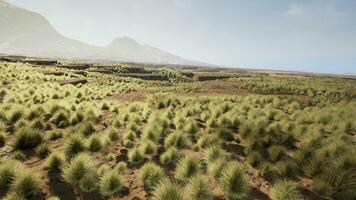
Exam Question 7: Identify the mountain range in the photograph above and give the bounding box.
[0,0,201,65]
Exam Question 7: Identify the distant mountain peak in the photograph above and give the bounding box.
[108,36,140,47]
[0,0,16,8]
[0,1,203,65]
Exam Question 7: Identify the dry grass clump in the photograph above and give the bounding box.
[10,170,44,197]
[99,170,124,196]
[128,147,144,164]
[160,147,179,165]
[164,131,189,149]
[63,134,86,159]
[151,178,183,200]
[218,161,250,200]
[45,152,65,173]
[12,126,43,149]
[62,153,96,188]
[139,162,165,191]
[86,134,103,152]
[270,180,304,200]
[184,174,213,200]
[176,155,201,181]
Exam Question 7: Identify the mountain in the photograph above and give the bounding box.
[0,0,200,65]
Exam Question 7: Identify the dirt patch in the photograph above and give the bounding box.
[107,89,153,103]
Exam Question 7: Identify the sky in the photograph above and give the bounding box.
[6,0,356,75]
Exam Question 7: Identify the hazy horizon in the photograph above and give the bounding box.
[4,0,356,75]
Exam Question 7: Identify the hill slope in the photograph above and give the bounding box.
[0,0,198,65]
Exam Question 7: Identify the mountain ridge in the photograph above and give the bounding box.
[0,0,202,65]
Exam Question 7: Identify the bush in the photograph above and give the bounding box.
[185,174,213,200]
[128,148,144,164]
[86,134,103,152]
[45,152,65,173]
[106,153,116,162]
[114,162,127,174]
[152,179,183,200]
[219,161,250,200]
[7,110,23,125]
[164,132,188,149]
[205,145,226,162]
[267,145,285,162]
[207,158,228,179]
[11,150,26,161]
[48,131,62,140]
[63,134,86,159]
[62,154,96,186]
[99,170,124,196]
[35,143,50,158]
[141,140,156,155]
[160,147,179,165]
[270,180,304,200]
[139,162,165,192]
[79,172,98,192]
[108,128,120,141]
[2,192,26,200]
[13,127,43,149]
[197,134,220,149]
[51,111,69,128]
[311,177,333,199]
[0,160,24,189]
[10,170,44,197]
[79,122,96,136]
[176,156,201,181]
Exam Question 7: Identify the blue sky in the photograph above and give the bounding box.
[6,0,356,75]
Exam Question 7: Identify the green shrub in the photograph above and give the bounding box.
[2,192,26,200]
[45,152,65,173]
[270,180,304,200]
[205,145,226,162]
[47,196,60,200]
[141,140,156,155]
[35,143,50,158]
[10,170,44,197]
[152,179,183,200]
[79,172,98,192]
[246,151,262,167]
[97,164,111,177]
[197,134,220,149]
[51,111,69,128]
[185,174,213,200]
[139,162,165,191]
[176,156,201,181]
[79,122,96,136]
[160,147,179,165]
[164,132,188,149]
[128,148,144,164]
[106,153,116,162]
[0,160,24,189]
[108,128,120,141]
[86,134,103,152]
[7,110,23,125]
[30,118,46,130]
[207,158,228,179]
[13,127,43,149]
[114,162,127,174]
[219,161,250,200]
[99,170,124,196]
[267,145,285,162]
[11,150,26,161]
[62,154,96,186]
[311,177,333,199]
[63,134,86,159]
[48,131,62,140]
